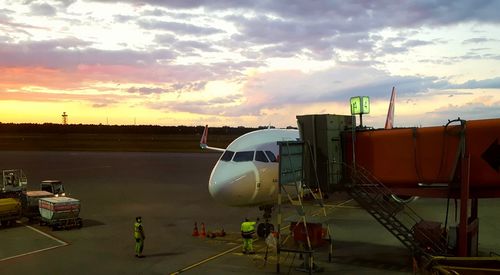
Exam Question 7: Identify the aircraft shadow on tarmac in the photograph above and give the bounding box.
[330,240,412,272]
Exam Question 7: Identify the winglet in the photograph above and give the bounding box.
[385,87,396,129]
[200,125,225,152]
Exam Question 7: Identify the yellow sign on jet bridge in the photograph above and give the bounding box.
[350,96,370,115]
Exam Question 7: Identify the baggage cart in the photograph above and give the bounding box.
[22,191,54,222]
[39,197,82,230]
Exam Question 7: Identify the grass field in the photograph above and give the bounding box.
[0,133,238,152]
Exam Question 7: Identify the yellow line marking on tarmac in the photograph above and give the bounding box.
[169,243,247,275]
[0,222,69,263]
[170,198,355,274]
[328,198,355,208]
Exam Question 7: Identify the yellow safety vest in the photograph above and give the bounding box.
[134,222,144,239]
[241,222,256,234]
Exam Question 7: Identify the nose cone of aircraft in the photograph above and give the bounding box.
[208,161,257,206]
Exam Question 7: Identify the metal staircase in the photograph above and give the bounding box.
[343,163,449,256]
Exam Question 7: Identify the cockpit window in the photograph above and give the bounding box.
[233,151,254,162]
[220,150,234,161]
[265,151,277,162]
[255,151,269,162]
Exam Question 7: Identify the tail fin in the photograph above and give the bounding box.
[385,87,396,129]
[200,125,208,148]
[200,125,225,152]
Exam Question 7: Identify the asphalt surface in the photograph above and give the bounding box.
[0,151,498,274]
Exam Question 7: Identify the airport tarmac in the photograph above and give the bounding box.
[0,151,499,274]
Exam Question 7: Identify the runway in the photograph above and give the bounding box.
[0,151,499,274]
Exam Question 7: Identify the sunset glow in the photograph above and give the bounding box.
[1,1,499,127]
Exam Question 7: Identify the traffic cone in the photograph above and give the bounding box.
[192,222,199,237]
[200,222,206,238]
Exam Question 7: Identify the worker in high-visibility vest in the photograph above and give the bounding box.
[241,218,259,254]
[134,216,145,258]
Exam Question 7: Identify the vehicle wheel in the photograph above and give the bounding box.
[390,195,417,204]
[257,222,274,238]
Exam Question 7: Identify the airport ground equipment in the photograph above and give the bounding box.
[276,140,332,274]
[296,114,352,193]
[343,163,448,257]
[0,169,26,227]
[344,118,500,257]
[1,169,27,193]
[0,198,22,227]
[296,115,500,258]
[39,197,82,230]
[41,180,65,197]
[22,191,54,221]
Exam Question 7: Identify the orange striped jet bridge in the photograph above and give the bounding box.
[344,118,500,198]
[297,115,499,257]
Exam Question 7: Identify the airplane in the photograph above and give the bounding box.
[382,87,418,203]
[385,87,396,129]
[202,126,299,207]
[200,88,399,235]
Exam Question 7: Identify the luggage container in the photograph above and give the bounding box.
[0,198,21,227]
[22,191,54,221]
[39,197,82,230]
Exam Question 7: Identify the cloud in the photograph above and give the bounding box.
[126,82,206,96]
[450,77,500,89]
[127,87,168,95]
[101,0,500,27]
[171,81,207,91]
[424,100,500,125]
[147,94,244,115]
[154,34,218,53]
[30,2,57,16]
[0,90,128,107]
[0,9,48,31]
[2,0,500,127]
[0,38,175,69]
[91,98,119,108]
[462,37,499,44]
[240,66,447,109]
[137,19,222,35]
[113,14,136,23]
[139,66,459,118]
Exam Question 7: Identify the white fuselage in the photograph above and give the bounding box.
[208,129,300,206]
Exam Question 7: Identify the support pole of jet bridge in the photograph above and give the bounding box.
[459,155,470,257]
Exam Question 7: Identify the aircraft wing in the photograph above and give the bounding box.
[385,87,396,129]
[200,125,226,152]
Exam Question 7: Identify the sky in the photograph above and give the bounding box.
[0,0,499,128]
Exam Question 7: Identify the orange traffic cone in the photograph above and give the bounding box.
[192,222,199,237]
[200,222,206,238]
[412,257,418,274]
